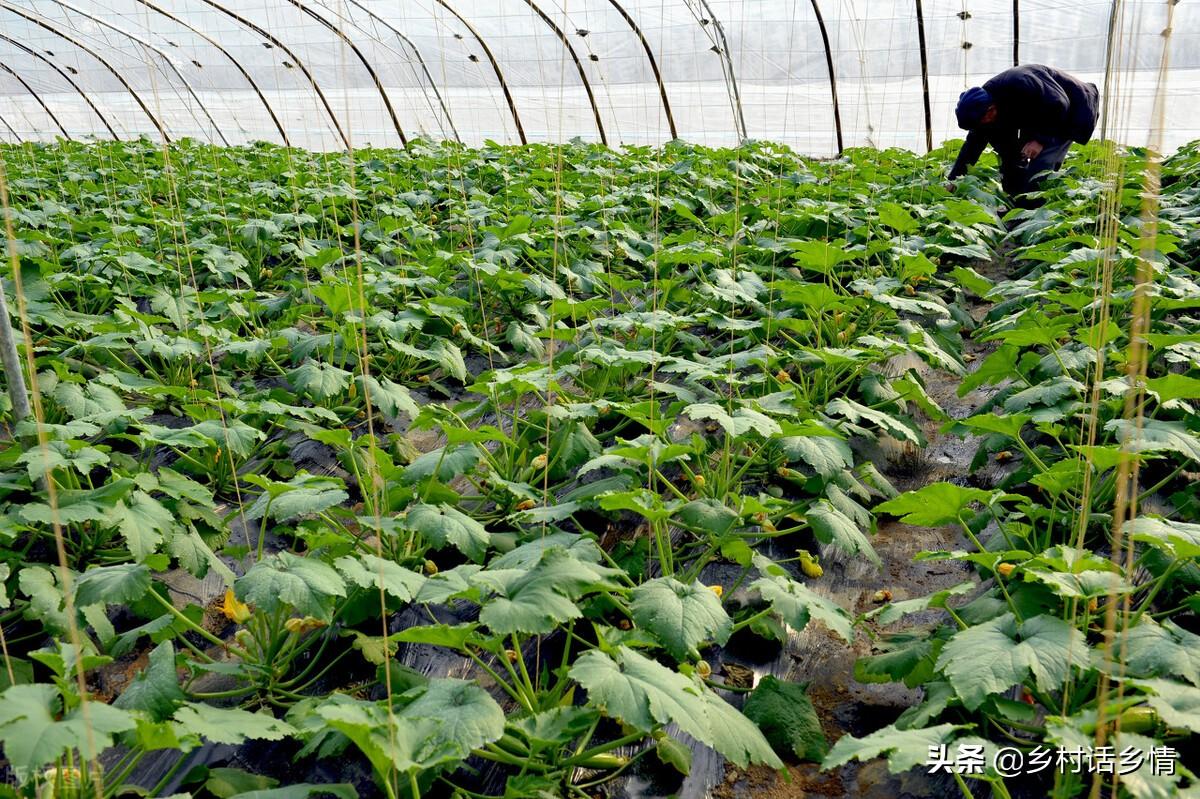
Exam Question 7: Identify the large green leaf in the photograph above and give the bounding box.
[1106,418,1200,462]
[683,403,781,438]
[357,375,419,419]
[314,680,503,778]
[237,552,347,621]
[406,503,489,563]
[822,723,967,773]
[1127,516,1200,559]
[75,563,151,607]
[1133,679,1200,733]
[788,240,858,274]
[19,478,135,525]
[173,703,297,744]
[631,577,732,661]
[245,474,349,523]
[874,483,995,528]
[936,613,1087,710]
[1121,620,1200,685]
[400,444,481,485]
[743,676,827,761]
[475,548,620,635]
[752,570,854,642]
[569,647,782,768]
[825,398,922,444]
[289,360,351,400]
[776,434,852,479]
[114,641,185,721]
[0,684,136,780]
[675,499,739,537]
[404,679,506,754]
[335,554,425,602]
[806,500,878,566]
[118,490,176,561]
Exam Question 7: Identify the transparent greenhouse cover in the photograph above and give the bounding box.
[0,0,1196,155]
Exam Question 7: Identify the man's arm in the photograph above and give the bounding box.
[948,129,988,180]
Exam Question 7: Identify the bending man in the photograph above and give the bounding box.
[946,64,1099,205]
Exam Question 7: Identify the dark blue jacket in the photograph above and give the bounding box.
[949,65,1100,179]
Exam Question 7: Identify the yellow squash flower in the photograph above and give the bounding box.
[222,589,251,624]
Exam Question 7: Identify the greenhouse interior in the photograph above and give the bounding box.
[0,1,1198,798]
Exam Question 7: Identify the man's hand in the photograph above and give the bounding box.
[1021,140,1044,160]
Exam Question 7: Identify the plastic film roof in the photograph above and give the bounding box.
[0,0,1196,155]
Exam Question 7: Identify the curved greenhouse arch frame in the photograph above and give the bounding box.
[37,0,229,145]
[433,0,527,145]
[0,1,171,141]
[0,31,121,139]
[280,0,408,147]
[0,60,71,140]
[193,0,350,149]
[131,0,290,146]
[336,0,462,143]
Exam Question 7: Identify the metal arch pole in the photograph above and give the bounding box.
[914,0,933,153]
[37,0,229,145]
[338,0,461,143]
[434,0,527,144]
[0,110,21,142]
[0,3,170,141]
[694,0,748,141]
[0,62,72,140]
[132,0,290,146]
[1012,0,1020,66]
[194,0,350,150]
[606,0,676,139]
[0,31,120,139]
[280,0,408,147]
[808,0,844,155]
[519,0,607,145]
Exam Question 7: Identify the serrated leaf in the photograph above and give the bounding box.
[874,483,996,527]
[114,641,184,721]
[826,398,921,444]
[676,499,738,537]
[406,503,489,563]
[314,680,503,777]
[776,435,852,479]
[743,675,827,761]
[75,563,151,607]
[476,548,619,635]
[806,500,879,566]
[173,703,297,744]
[631,577,732,661]
[868,582,975,625]
[752,570,854,642]
[289,361,350,400]
[1120,619,1200,685]
[822,722,967,773]
[1106,419,1200,463]
[0,684,136,779]
[936,613,1087,710]
[401,444,481,485]
[335,554,425,602]
[358,375,418,419]
[237,552,346,621]
[118,490,176,561]
[683,403,781,438]
[1133,679,1200,733]
[569,647,782,768]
